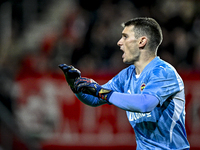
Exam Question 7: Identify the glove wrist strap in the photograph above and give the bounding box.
[97,89,114,102]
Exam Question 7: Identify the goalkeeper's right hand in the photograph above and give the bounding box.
[58,64,81,90]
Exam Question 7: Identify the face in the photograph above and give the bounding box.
[117,26,140,64]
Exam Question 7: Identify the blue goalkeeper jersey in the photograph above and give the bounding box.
[103,56,190,149]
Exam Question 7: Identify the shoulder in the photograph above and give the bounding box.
[151,58,179,79]
[110,65,134,86]
[104,65,134,92]
[150,58,184,89]
[116,65,135,79]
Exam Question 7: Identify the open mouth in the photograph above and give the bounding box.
[120,47,125,59]
[122,52,125,59]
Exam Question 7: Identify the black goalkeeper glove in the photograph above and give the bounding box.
[58,64,81,93]
[74,77,114,102]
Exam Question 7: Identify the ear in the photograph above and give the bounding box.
[139,37,147,48]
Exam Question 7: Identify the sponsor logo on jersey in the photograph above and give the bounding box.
[128,112,151,121]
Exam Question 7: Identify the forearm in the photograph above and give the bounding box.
[75,92,107,107]
[108,92,159,112]
[74,77,159,111]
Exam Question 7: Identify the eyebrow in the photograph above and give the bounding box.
[122,33,128,37]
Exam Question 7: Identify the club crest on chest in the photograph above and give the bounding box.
[140,83,146,91]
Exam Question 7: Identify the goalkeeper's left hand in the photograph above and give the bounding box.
[58,64,81,93]
[58,64,81,87]
[74,77,114,102]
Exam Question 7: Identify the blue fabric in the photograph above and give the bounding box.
[75,92,106,107]
[75,57,190,149]
[102,57,190,149]
[109,93,159,112]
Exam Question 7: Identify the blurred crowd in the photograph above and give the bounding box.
[38,0,200,74]
[1,0,200,77]
[34,0,200,75]
[0,0,200,122]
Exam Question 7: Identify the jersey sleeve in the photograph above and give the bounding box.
[75,66,133,107]
[109,93,159,112]
[75,92,106,107]
[142,66,184,106]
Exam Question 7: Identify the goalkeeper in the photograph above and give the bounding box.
[59,17,190,149]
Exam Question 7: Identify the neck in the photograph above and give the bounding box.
[134,52,156,75]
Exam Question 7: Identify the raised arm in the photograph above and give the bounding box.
[74,77,159,113]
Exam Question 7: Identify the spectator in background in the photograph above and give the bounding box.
[0,67,14,114]
[8,0,200,77]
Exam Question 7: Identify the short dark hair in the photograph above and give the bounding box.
[123,17,163,51]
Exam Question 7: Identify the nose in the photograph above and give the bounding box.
[117,38,123,47]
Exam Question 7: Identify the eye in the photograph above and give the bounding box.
[122,34,128,40]
[123,35,127,39]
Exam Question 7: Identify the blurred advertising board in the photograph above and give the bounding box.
[13,72,200,150]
